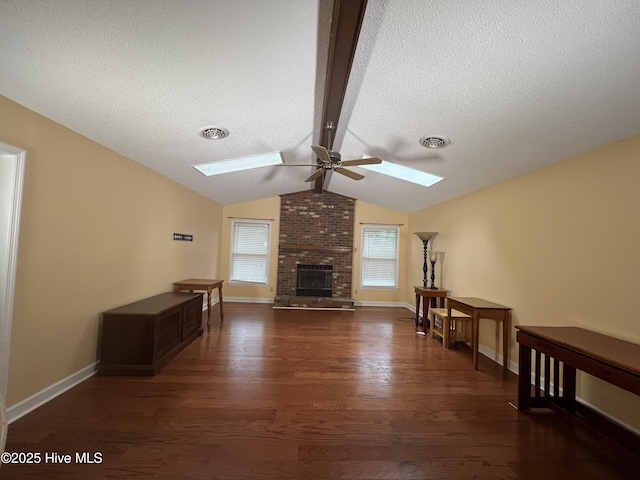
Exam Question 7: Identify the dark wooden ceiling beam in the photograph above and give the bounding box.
[314,0,368,193]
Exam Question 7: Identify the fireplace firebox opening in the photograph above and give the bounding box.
[297,264,332,297]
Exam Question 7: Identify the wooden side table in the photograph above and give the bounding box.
[414,286,448,331]
[447,297,511,370]
[173,279,224,332]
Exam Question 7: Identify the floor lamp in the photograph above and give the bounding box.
[414,232,438,287]
[413,232,438,331]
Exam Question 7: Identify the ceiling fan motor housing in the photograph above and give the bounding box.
[326,150,341,162]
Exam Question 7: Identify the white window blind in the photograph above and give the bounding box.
[230,220,270,284]
[361,225,399,288]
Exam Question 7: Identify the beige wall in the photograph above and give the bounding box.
[1,95,223,407]
[408,134,640,430]
[220,197,281,299]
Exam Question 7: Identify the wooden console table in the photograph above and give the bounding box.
[173,279,224,332]
[413,286,448,330]
[516,325,640,456]
[447,297,511,370]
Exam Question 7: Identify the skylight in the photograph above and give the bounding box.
[193,151,283,176]
[359,157,443,187]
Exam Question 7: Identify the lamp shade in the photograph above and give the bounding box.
[414,232,438,242]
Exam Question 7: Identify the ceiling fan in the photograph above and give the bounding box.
[287,145,382,183]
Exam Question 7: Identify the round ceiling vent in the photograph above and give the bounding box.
[419,136,450,149]
[199,126,229,140]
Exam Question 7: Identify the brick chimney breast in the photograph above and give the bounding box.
[276,190,355,305]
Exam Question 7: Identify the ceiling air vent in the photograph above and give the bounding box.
[419,136,449,149]
[199,126,229,140]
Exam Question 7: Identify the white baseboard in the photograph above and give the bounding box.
[6,362,97,424]
[223,298,414,307]
[202,297,221,310]
[273,306,355,311]
[477,343,519,374]
[405,302,426,318]
[354,300,410,308]
[223,297,274,304]
[576,396,640,436]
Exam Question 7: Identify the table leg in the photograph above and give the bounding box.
[472,312,480,369]
[502,312,511,371]
[429,310,435,339]
[446,304,452,347]
[426,297,436,331]
[415,293,421,328]
[206,288,212,332]
[218,285,224,323]
[443,315,451,349]
[563,365,577,413]
[518,343,532,411]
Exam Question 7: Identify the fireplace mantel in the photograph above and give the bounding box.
[279,243,352,253]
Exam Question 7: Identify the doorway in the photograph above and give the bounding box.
[0,141,26,452]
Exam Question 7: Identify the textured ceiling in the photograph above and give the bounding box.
[1,0,639,213]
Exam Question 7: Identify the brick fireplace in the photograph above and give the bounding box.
[274,190,355,309]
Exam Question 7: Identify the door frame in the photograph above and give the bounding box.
[0,141,26,452]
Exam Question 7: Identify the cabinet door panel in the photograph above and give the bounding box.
[182,299,202,340]
[101,316,154,365]
[157,310,181,358]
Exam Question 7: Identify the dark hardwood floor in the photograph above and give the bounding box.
[2,303,635,479]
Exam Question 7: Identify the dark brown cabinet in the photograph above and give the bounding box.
[98,292,203,376]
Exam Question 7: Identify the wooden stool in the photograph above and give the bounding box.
[429,308,472,348]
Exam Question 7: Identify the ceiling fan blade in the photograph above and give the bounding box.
[304,168,325,183]
[311,145,332,164]
[341,157,382,166]
[281,164,319,167]
[334,168,364,181]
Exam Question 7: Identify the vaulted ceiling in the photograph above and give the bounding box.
[1,1,639,213]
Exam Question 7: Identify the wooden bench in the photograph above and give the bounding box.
[516,325,640,457]
[429,307,472,348]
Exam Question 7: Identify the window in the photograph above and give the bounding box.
[229,219,271,284]
[360,225,399,288]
